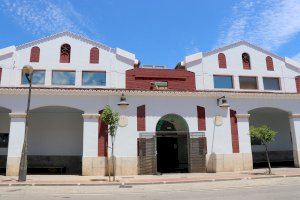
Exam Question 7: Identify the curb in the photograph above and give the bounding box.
[0,174,299,187]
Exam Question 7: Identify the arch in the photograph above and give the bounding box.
[218,53,227,68]
[266,56,274,71]
[0,106,11,113]
[242,52,251,69]
[90,47,99,64]
[30,46,40,62]
[156,113,189,133]
[27,105,83,174]
[248,107,294,168]
[60,43,71,63]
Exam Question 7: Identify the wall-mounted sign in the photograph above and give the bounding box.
[119,115,128,127]
[214,115,223,126]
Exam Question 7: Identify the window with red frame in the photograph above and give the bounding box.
[60,44,71,63]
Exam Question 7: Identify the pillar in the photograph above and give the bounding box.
[82,113,106,176]
[289,114,300,167]
[6,113,26,176]
[235,114,253,171]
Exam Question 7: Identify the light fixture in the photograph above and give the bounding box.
[22,65,34,76]
[217,96,230,108]
[118,93,129,110]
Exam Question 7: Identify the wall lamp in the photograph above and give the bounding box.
[217,96,230,108]
[118,93,129,110]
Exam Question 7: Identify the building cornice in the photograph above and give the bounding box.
[0,87,300,99]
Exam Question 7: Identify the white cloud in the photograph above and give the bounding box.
[0,0,95,36]
[217,0,300,51]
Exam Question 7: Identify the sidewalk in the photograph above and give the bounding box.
[1,168,300,186]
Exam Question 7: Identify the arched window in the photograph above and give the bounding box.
[90,47,99,64]
[30,46,40,62]
[60,43,71,63]
[242,53,251,69]
[218,53,227,68]
[266,56,274,71]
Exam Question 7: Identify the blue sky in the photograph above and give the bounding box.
[1,0,300,67]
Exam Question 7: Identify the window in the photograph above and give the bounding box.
[263,77,280,90]
[60,44,71,63]
[30,46,40,62]
[90,47,99,64]
[0,133,9,148]
[218,53,227,68]
[213,75,234,89]
[82,71,106,86]
[266,56,274,71]
[52,71,75,85]
[242,53,251,69]
[239,76,258,89]
[21,70,45,85]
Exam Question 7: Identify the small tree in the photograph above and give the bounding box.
[101,105,119,181]
[250,125,277,175]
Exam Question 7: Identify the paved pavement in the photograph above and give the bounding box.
[0,176,300,200]
[1,167,300,186]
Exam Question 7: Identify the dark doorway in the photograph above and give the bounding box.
[156,114,189,173]
[157,137,179,173]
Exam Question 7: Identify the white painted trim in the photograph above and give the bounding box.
[82,113,100,119]
[9,113,26,118]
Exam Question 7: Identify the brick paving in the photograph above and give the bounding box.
[0,168,299,186]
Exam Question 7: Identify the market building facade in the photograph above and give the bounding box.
[0,32,300,176]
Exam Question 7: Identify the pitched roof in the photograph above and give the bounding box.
[16,31,115,53]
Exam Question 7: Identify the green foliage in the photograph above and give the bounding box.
[250,125,277,145]
[101,105,119,137]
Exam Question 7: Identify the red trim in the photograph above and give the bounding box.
[98,110,108,157]
[266,56,274,71]
[30,46,40,62]
[230,109,240,153]
[90,47,99,64]
[242,53,251,70]
[197,106,206,131]
[218,53,227,68]
[296,76,300,93]
[137,105,146,131]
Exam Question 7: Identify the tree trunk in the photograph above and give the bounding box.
[264,144,272,175]
[111,135,115,181]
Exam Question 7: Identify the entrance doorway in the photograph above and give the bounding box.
[156,114,189,173]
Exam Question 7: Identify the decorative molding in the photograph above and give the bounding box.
[9,113,26,118]
[82,113,100,119]
[289,114,300,119]
[139,132,155,139]
[236,114,250,119]
[0,87,300,99]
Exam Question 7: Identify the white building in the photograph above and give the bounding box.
[0,32,300,176]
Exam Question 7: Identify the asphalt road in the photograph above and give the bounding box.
[1,177,300,200]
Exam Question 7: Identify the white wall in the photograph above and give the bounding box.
[27,108,83,156]
[249,108,293,152]
[0,33,135,88]
[187,43,300,93]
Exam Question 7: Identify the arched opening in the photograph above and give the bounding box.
[27,106,83,174]
[242,52,251,69]
[156,114,189,173]
[90,47,99,64]
[0,107,10,175]
[249,107,294,168]
[30,46,40,62]
[218,53,227,68]
[60,44,71,63]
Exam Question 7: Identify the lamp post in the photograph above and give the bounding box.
[18,65,33,182]
[117,93,129,110]
[217,96,230,108]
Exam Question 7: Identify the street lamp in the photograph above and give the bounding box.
[117,93,129,110]
[18,65,33,182]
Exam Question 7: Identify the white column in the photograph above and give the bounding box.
[236,114,253,171]
[6,113,26,176]
[289,114,300,167]
[82,113,106,176]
